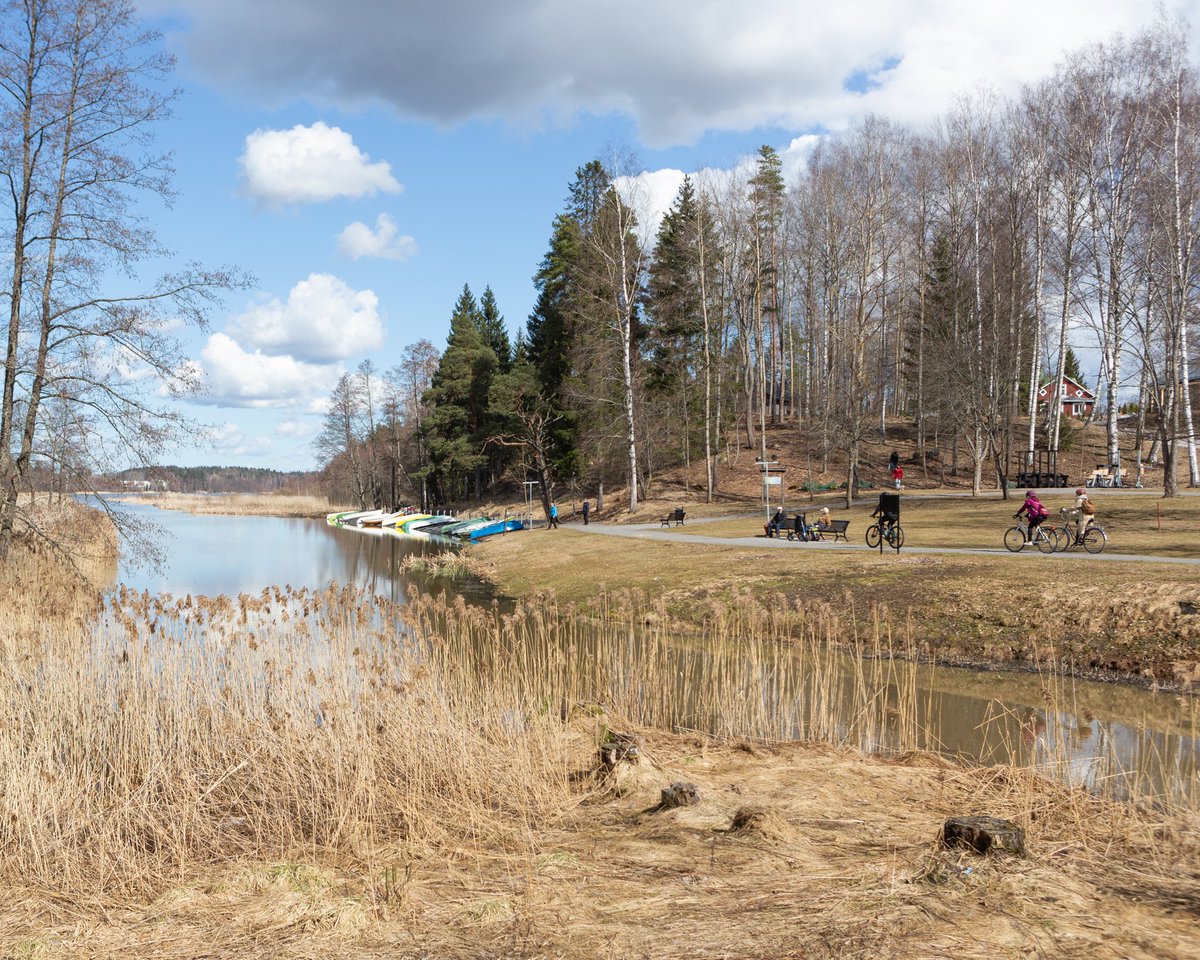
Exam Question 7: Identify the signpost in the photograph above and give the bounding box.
[756,458,785,519]
[522,479,541,529]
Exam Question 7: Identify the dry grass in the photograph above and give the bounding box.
[0,578,1197,958]
[471,524,1200,684]
[117,492,352,518]
[0,498,115,637]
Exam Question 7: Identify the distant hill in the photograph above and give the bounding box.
[112,466,321,495]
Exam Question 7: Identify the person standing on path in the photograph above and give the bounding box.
[549,503,559,529]
[582,500,590,525]
[888,450,899,474]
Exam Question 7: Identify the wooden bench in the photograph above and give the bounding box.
[659,508,686,527]
[819,519,850,542]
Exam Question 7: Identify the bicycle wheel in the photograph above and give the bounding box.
[890,525,905,549]
[1037,528,1058,554]
[1083,527,1106,554]
[865,524,881,548]
[1003,526,1026,552]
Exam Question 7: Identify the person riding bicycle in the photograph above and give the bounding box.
[871,500,898,537]
[1015,490,1048,544]
[1073,487,1096,538]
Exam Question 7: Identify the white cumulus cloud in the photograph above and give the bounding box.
[206,422,274,456]
[240,121,401,205]
[228,273,384,364]
[196,332,342,409]
[276,417,314,438]
[337,213,418,261]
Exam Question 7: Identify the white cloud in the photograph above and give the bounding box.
[228,273,384,363]
[195,332,342,409]
[153,0,1196,146]
[276,417,314,438]
[337,213,418,261]
[206,422,274,456]
[240,121,401,205]
[615,169,686,247]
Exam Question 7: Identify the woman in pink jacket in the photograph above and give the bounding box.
[1014,490,1048,543]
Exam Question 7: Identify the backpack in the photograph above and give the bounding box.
[1081,499,1096,515]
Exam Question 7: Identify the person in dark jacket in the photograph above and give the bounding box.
[582,500,590,525]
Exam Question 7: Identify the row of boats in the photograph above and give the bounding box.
[325,508,526,542]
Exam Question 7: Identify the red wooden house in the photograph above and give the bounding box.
[1037,375,1096,418]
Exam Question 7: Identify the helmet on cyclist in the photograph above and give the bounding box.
[1075,487,1085,495]
[1026,490,1036,498]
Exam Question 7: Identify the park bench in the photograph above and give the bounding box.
[659,508,686,527]
[819,519,850,542]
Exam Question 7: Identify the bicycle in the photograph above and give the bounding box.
[1003,516,1058,554]
[1055,508,1107,554]
[865,520,904,549]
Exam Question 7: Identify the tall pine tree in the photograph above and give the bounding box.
[418,286,497,503]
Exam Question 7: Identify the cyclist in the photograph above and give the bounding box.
[1014,490,1048,544]
[871,500,898,540]
[1074,487,1096,539]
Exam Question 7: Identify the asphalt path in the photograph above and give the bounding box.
[564,517,1200,567]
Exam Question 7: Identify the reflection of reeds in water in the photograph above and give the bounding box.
[976,653,1200,806]
[404,589,931,755]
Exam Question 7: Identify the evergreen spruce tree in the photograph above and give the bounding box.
[1063,347,1085,387]
[478,286,512,372]
[418,286,497,503]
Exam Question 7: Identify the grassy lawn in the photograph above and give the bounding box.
[666,491,1200,558]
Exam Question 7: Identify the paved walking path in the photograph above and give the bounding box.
[566,518,1200,567]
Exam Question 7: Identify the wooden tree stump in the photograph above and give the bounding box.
[599,731,644,771]
[940,816,1027,857]
[660,781,701,809]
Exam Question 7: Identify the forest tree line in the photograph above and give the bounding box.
[317,19,1200,513]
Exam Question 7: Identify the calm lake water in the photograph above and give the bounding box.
[103,498,1198,804]
[106,497,487,602]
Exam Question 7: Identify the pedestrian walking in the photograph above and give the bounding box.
[888,450,899,474]
[549,502,559,529]
[892,465,904,490]
[582,500,590,525]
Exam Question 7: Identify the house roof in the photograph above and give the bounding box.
[1037,374,1096,400]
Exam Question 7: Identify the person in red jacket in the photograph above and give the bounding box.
[1014,490,1048,543]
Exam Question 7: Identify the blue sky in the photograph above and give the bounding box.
[129,0,1199,469]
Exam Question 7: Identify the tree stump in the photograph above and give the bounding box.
[599,731,644,771]
[660,781,701,809]
[940,816,1027,857]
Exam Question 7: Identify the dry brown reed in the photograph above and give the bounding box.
[0,581,937,896]
[118,492,350,518]
[0,562,1196,943]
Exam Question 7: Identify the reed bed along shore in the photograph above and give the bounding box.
[114,491,350,518]
[0,571,1198,957]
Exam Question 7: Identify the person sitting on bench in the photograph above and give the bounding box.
[765,506,786,538]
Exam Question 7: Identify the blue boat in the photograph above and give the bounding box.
[467,518,526,541]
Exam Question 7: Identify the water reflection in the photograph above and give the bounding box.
[103,498,489,603]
